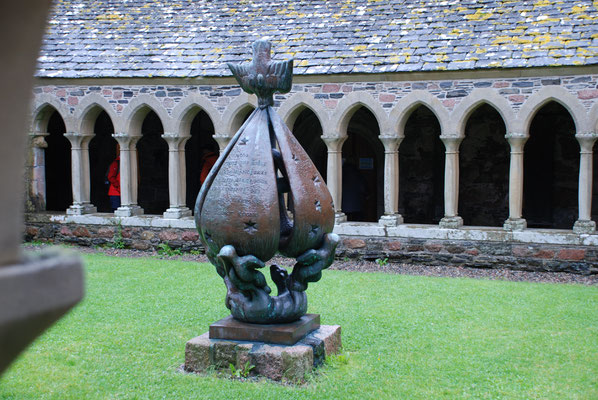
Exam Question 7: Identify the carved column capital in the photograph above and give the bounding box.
[29,132,49,149]
[64,132,95,150]
[505,132,529,152]
[112,133,141,149]
[575,132,598,153]
[161,133,190,151]
[321,135,347,153]
[213,133,232,152]
[439,135,463,153]
[378,135,403,153]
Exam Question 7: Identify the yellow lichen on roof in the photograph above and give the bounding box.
[571,5,589,13]
[534,0,554,7]
[465,10,493,21]
[532,34,552,45]
[449,28,472,35]
[96,13,132,21]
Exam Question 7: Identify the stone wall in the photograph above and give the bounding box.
[33,74,598,121]
[338,236,598,275]
[24,219,201,252]
[24,215,598,275]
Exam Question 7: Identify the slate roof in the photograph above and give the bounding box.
[36,0,598,78]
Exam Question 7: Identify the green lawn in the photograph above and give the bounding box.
[1,251,597,399]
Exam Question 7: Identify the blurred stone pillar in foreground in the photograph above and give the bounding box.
[0,1,84,375]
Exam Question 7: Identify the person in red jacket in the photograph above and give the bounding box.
[200,148,218,186]
[107,145,120,211]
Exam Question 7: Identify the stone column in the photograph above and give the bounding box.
[28,132,48,211]
[162,133,192,218]
[503,133,528,231]
[322,136,347,223]
[439,135,463,228]
[112,133,143,216]
[573,132,598,233]
[213,133,232,154]
[64,132,97,215]
[378,135,403,226]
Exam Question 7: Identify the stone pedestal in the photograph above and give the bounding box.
[185,323,341,382]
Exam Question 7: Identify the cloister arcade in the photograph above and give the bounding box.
[28,85,598,236]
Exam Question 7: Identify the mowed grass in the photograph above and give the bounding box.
[1,252,597,399]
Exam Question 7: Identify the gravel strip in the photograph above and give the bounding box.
[23,244,598,286]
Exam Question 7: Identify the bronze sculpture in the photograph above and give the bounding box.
[195,40,339,324]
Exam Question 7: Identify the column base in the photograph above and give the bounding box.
[66,203,97,215]
[573,219,596,234]
[334,212,347,224]
[163,207,192,219]
[378,214,403,226]
[439,216,463,229]
[114,205,144,217]
[503,217,527,231]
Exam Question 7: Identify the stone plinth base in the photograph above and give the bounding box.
[573,219,596,234]
[210,314,320,345]
[503,217,527,231]
[334,212,347,224]
[114,205,143,217]
[439,216,463,229]
[185,325,341,382]
[379,214,403,226]
[163,207,192,219]
[66,203,97,215]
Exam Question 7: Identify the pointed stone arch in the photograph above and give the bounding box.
[396,95,445,224]
[278,92,329,132]
[523,96,580,229]
[281,96,328,180]
[31,94,72,133]
[220,93,257,136]
[456,93,510,227]
[121,94,169,135]
[171,93,220,136]
[331,91,389,137]
[338,97,385,222]
[77,95,118,213]
[74,94,118,135]
[451,88,515,136]
[518,86,589,134]
[390,91,450,137]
